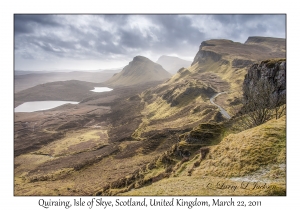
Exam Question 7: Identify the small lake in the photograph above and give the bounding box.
[90,87,113,92]
[15,101,79,113]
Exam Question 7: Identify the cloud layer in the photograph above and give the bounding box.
[14,14,286,70]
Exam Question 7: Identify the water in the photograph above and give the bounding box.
[14,101,79,113]
[90,87,113,92]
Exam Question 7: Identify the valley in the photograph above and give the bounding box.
[14,36,286,196]
[209,92,231,119]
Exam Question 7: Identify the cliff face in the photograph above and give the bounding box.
[191,41,223,65]
[243,59,286,97]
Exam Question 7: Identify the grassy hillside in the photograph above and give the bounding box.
[118,116,286,196]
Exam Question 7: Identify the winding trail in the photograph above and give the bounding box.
[210,92,231,119]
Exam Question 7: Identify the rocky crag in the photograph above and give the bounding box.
[243,59,286,98]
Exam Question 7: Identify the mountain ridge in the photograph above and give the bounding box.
[192,37,286,66]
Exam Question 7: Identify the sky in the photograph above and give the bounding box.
[14,14,286,71]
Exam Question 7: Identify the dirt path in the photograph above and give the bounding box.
[210,92,231,119]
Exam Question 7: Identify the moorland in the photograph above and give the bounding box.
[14,36,286,196]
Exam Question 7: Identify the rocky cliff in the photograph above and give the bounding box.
[243,58,286,99]
[191,41,223,65]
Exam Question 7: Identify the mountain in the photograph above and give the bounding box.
[156,55,192,75]
[105,56,171,86]
[130,36,286,141]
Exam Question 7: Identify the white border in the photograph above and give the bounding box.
[2,0,297,209]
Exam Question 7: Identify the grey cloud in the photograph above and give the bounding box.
[152,15,205,43]
[119,29,148,48]
[20,53,34,60]
[14,14,286,70]
[101,14,130,25]
[14,14,61,35]
[209,14,286,42]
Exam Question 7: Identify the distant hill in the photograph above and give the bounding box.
[156,55,192,74]
[105,56,171,86]
[15,70,54,75]
[14,80,99,107]
[14,69,121,93]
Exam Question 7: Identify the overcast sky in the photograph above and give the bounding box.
[14,14,286,71]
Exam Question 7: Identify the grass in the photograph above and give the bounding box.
[14,154,55,177]
[261,58,286,68]
[14,127,116,195]
[35,128,108,157]
[98,121,226,195]
[143,168,166,181]
[133,55,249,140]
[194,116,286,178]
[120,176,285,196]
[130,54,249,143]
[14,149,157,196]
[119,116,286,196]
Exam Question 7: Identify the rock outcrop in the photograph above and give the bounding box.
[191,41,223,65]
[243,59,286,97]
